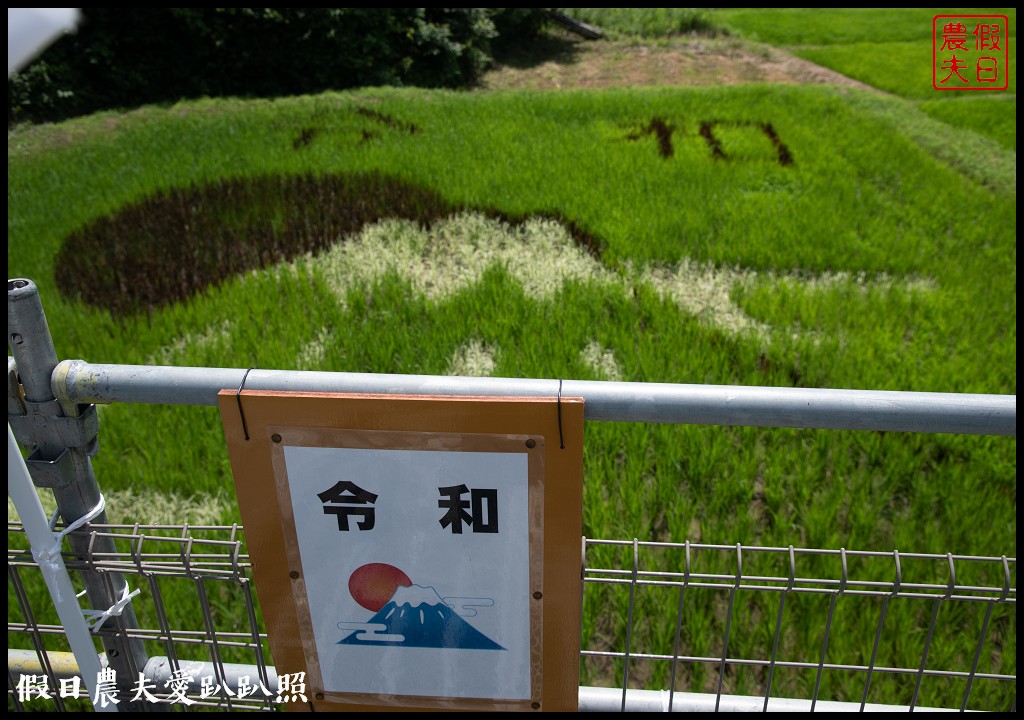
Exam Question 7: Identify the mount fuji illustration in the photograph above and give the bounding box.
[338,584,504,650]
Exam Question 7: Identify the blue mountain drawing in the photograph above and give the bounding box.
[339,584,504,650]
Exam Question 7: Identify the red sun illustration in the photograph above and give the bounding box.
[348,563,413,612]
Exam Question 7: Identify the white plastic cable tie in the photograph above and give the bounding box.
[30,493,106,602]
[83,584,142,634]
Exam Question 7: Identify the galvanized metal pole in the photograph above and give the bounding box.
[8,424,116,712]
[7,279,150,709]
[49,361,1016,436]
[576,686,967,713]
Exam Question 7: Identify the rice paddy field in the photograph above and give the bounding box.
[712,7,1018,149]
[8,8,1016,712]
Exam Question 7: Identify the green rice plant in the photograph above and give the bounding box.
[711,8,1016,46]
[555,8,719,39]
[838,90,1015,194]
[917,95,1016,150]
[795,40,1017,99]
[712,8,1016,150]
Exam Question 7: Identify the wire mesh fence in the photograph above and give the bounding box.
[579,539,1016,712]
[7,522,1016,711]
[8,522,276,711]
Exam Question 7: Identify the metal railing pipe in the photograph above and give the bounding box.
[576,686,970,713]
[50,360,1016,436]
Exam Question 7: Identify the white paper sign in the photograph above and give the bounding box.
[283,445,532,700]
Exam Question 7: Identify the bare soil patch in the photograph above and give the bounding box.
[481,34,874,93]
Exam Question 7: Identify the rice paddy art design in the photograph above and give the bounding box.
[625,117,794,165]
[313,212,933,344]
[55,173,933,351]
[292,107,420,150]
[54,172,597,317]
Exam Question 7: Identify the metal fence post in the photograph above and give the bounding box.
[8,425,115,711]
[8,278,151,709]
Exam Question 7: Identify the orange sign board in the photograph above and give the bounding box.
[219,391,584,712]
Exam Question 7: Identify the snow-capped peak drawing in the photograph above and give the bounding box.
[339,578,504,650]
[390,584,447,608]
